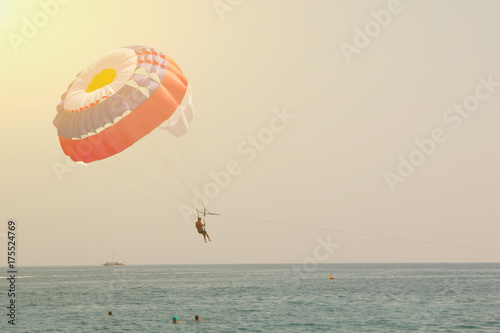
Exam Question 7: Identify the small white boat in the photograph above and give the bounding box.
[102,251,124,266]
[103,261,124,266]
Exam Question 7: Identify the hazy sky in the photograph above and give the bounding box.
[0,0,499,266]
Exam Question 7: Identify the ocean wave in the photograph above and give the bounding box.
[1,275,35,279]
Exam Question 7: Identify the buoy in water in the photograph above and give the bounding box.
[329,274,334,280]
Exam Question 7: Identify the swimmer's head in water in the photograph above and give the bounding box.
[195,315,199,320]
[172,316,178,321]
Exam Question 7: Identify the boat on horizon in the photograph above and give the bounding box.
[102,251,124,266]
[102,261,125,266]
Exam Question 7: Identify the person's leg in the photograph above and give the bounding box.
[205,232,211,241]
[203,233,207,243]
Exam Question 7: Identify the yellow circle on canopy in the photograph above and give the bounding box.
[86,68,117,93]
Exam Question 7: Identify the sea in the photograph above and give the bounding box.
[2,263,499,332]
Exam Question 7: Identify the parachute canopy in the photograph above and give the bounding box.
[54,45,194,163]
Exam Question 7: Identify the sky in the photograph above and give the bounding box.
[0,0,499,266]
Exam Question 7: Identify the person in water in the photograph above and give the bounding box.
[171,316,185,324]
[195,217,211,243]
[195,315,202,321]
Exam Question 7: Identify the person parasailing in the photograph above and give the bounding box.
[195,208,212,243]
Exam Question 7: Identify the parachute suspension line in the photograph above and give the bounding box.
[191,120,202,192]
[144,134,198,204]
[178,109,202,193]
[202,207,207,224]
[151,129,194,196]
[121,82,200,213]
[217,214,500,253]
[154,130,196,198]
[110,154,192,207]
[115,96,196,206]
[86,103,189,207]
[95,160,182,210]
[184,118,202,195]
[181,87,202,192]
[141,93,200,208]
[165,131,202,210]
[197,208,219,216]
[174,136,199,198]
[147,132,178,180]
[109,155,191,207]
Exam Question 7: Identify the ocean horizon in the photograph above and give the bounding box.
[2,263,499,332]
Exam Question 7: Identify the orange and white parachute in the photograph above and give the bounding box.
[54,45,203,214]
[54,45,194,163]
